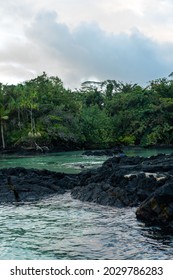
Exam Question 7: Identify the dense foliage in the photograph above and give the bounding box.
[0,72,173,150]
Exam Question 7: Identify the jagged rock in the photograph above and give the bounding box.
[136,181,173,229]
[71,154,173,229]
[1,153,173,229]
[0,168,77,204]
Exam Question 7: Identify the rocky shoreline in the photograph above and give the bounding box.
[1,153,173,229]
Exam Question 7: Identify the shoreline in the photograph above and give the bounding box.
[1,144,173,157]
[1,153,173,230]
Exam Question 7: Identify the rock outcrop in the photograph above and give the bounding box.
[136,180,173,229]
[1,153,173,229]
[71,154,171,207]
[72,153,173,228]
[0,167,77,203]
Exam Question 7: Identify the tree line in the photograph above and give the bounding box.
[0,72,173,150]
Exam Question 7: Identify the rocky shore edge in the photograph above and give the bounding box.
[1,153,173,230]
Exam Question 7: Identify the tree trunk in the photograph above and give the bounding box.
[1,120,5,149]
[18,108,21,130]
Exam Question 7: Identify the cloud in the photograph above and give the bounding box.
[21,11,173,87]
[1,2,173,87]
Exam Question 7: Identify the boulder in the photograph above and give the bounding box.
[136,181,173,229]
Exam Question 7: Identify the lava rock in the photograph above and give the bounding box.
[136,181,173,229]
[1,153,173,230]
[0,168,77,204]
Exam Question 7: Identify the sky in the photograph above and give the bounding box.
[1,0,173,88]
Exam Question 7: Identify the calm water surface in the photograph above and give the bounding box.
[0,147,173,173]
[0,148,173,259]
[0,151,106,173]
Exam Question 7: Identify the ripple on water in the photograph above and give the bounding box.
[0,193,173,260]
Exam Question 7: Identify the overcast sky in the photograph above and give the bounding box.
[1,0,173,88]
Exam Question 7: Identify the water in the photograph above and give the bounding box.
[0,148,173,259]
[1,193,173,260]
[124,146,173,157]
[0,147,173,173]
[0,151,107,173]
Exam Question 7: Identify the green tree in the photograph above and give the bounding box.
[0,84,10,149]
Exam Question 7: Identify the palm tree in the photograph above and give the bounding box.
[0,83,10,149]
[0,106,9,149]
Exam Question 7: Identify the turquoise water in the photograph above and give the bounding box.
[0,148,173,259]
[124,147,173,157]
[0,151,107,173]
[0,147,173,173]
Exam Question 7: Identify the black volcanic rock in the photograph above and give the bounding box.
[136,181,173,228]
[1,153,173,229]
[71,154,173,228]
[0,168,78,204]
[71,154,171,207]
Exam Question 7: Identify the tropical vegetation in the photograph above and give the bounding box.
[0,72,173,150]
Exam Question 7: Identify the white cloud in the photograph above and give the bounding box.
[0,0,173,87]
[24,11,173,87]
